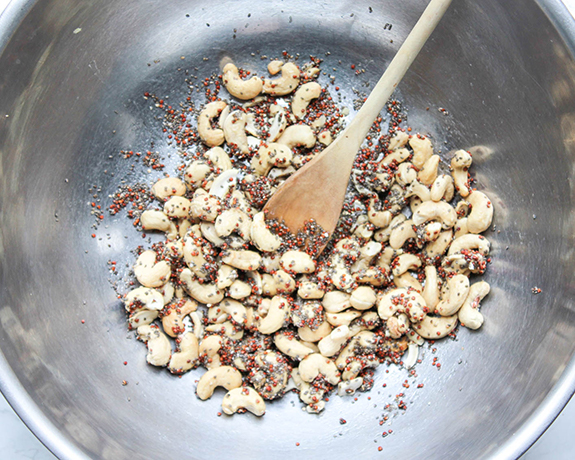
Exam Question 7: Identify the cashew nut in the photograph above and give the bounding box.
[223,110,249,155]
[179,268,224,305]
[280,250,315,274]
[436,274,470,316]
[451,149,472,197]
[205,146,233,171]
[467,191,494,233]
[128,310,159,329]
[459,281,490,330]
[168,332,199,374]
[184,160,212,190]
[189,190,222,222]
[221,249,262,271]
[447,234,490,256]
[418,155,440,186]
[423,229,453,259]
[414,314,458,339]
[318,325,351,357]
[162,299,198,337]
[134,250,171,288]
[422,265,440,310]
[325,310,362,327]
[392,253,422,277]
[292,82,322,119]
[367,198,392,228]
[381,148,411,166]
[350,286,377,310]
[258,295,290,334]
[222,387,266,416]
[199,334,222,369]
[377,288,427,323]
[389,219,417,249]
[198,101,227,147]
[124,286,164,311]
[137,325,171,367]
[251,143,293,176]
[389,130,410,151]
[215,208,252,239]
[299,353,340,384]
[222,63,263,100]
[197,366,243,400]
[395,162,418,186]
[277,124,316,149]
[274,332,315,360]
[151,177,186,200]
[431,174,455,202]
[322,291,351,313]
[298,320,333,343]
[412,200,457,229]
[263,62,300,96]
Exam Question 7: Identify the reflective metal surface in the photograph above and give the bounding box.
[1,0,575,459]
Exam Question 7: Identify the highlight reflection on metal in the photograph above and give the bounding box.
[1,0,575,459]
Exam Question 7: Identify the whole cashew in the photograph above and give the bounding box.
[263,62,301,96]
[422,265,440,310]
[447,234,490,256]
[223,110,250,155]
[389,130,410,151]
[216,264,238,290]
[200,222,225,247]
[454,217,469,238]
[298,320,333,343]
[134,250,171,288]
[258,295,290,334]
[335,331,376,370]
[215,208,252,239]
[184,160,212,190]
[124,286,164,311]
[299,353,341,384]
[205,146,233,171]
[151,177,186,200]
[198,101,227,147]
[325,310,362,327]
[374,214,406,244]
[393,273,423,292]
[280,250,315,274]
[205,321,244,340]
[389,219,417,249]
[298,278,325,300]
[274,331,315,360]
[222,387,266,416]
[251,143,293,176]
[351,241,382,274]
[337,378,364,397]
[467,191,494,234]
[436,274,470,316]
[128,310,159,329]
[414,314,458,339]
[409,136,434,170]
[208,169,238,199]
[392,253,422,277]
[137,325,171,367]
[350,286,377,310]
[381,148,411,166]
[222,63,263,100]
[395,162,418,186]
[459,281,490,330]
[221,249,262,271]
[179,268,224,305]
[431,174,455,202]
[182,233,209,279]
[412,200,457,229]
[322,290,352,313]
[367,198,392,228]
[451,149,472,197]
[386,313,410,339]
[162,299,198,337]
[197,366,243,400]
[405,180,431,202]
[164,196,191,218]
[228,280,252,300]
[418,155,440,186]
[216,298,248,325]
[277,124,316,149]
[292,82,322,119]
[377,288,427,323]
[199,334,222,369]
[189,190,222,222]
[318,325,351,357]
[250,212,282,252]
[168,332,199,374]
[423,229,453,259]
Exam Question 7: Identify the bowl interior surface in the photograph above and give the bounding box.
[1,0,575,459]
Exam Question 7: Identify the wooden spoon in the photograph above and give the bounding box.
[264,0,453,248]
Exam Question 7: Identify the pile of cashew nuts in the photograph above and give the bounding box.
[123,58,493,416]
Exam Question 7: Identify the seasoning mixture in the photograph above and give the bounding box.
[119,56,493,416]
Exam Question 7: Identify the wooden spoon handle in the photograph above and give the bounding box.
[347,0,453,143]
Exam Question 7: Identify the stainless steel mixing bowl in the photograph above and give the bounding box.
[1,0,575,458]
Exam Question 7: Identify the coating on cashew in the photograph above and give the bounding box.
[134,250,171,288]
[137,325,171,367]
[436,274,470,316]
[292,82,322,119]
[382,147,411,166]
[277,124,316,149]
[222,63,263,100]
[197,366,243,400]
[377,288,427,323]
[223,110,249,155]
[368,198,393,228]
[198,101,227,147]
[263,62,300,96]
[222,387,266,416]
[459,281,490,330]
[451,149,472,197]
[162,299,198,337]
[467,191,494,233]
[199,334,222,369]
